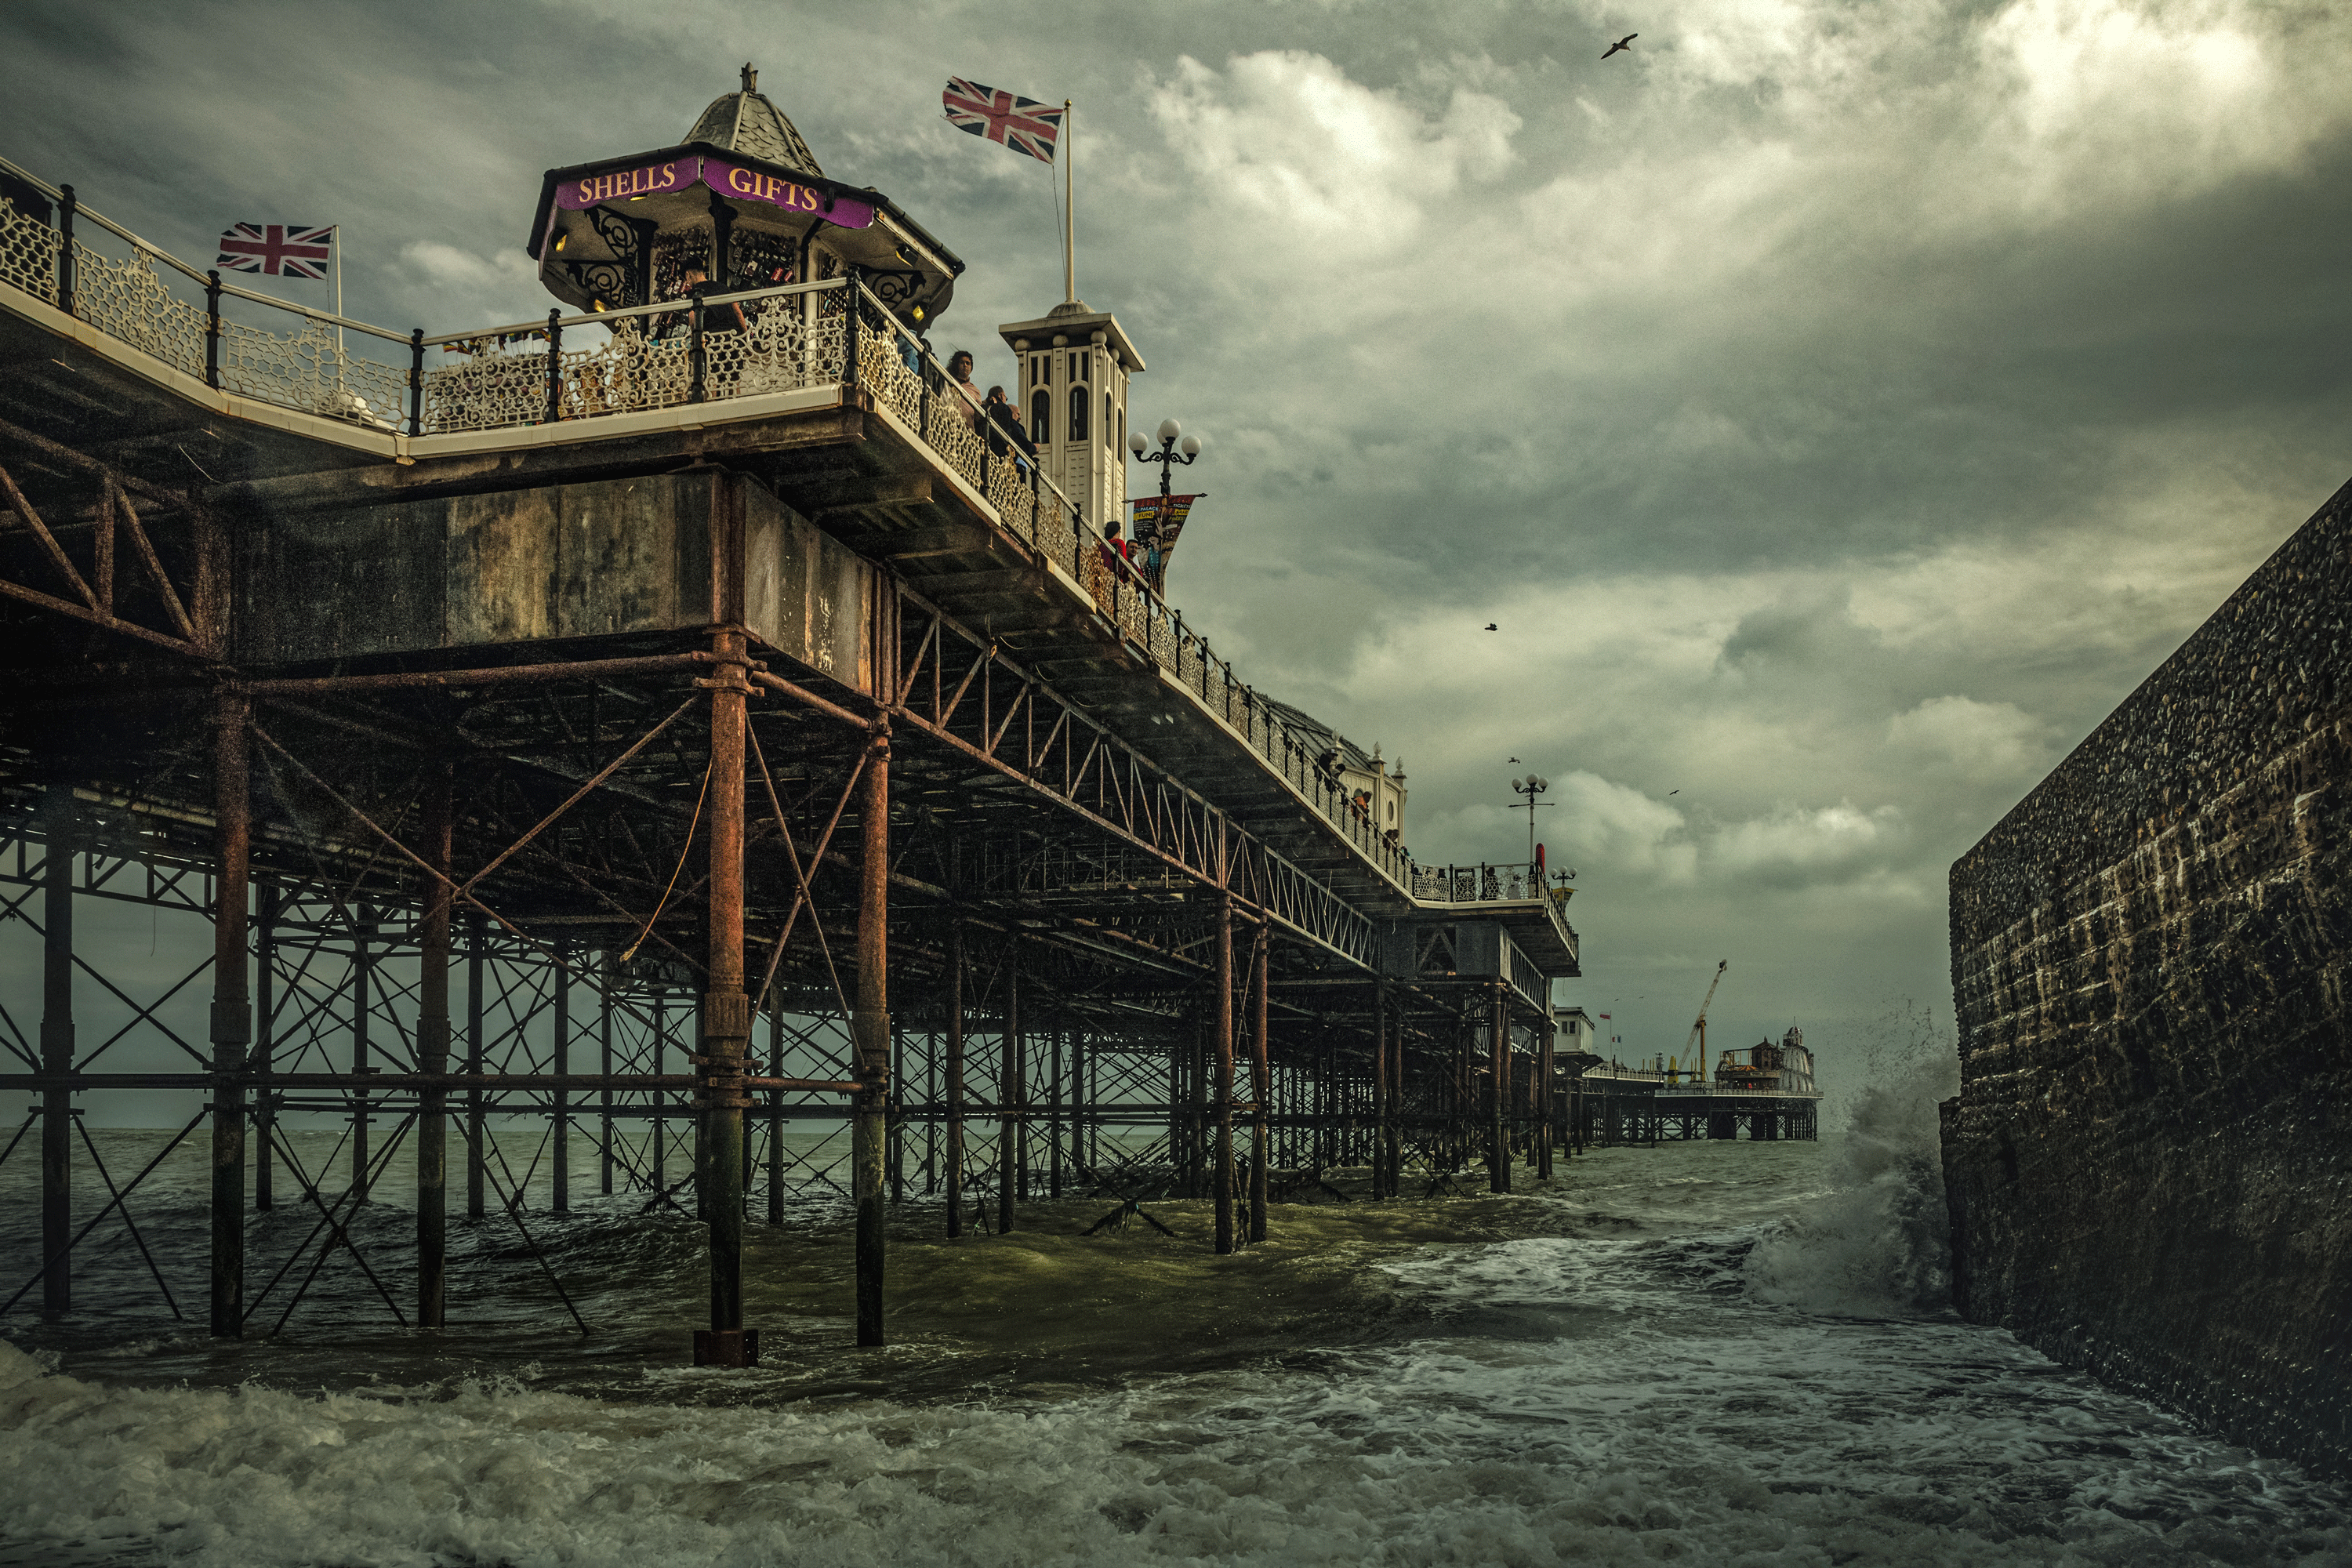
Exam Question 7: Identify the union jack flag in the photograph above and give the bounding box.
[942,78,1062,163]
[216,223,335,279]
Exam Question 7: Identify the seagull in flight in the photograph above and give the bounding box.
[1508,757,1522,763]
[1483,622,1498,631]
[1668,789,1679,795]
[1603,33,1638,58]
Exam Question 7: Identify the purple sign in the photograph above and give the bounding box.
[702,160,876,229]
[554,158,697,210]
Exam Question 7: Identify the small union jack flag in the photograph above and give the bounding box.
[216,223,335,280]
[942,78,1062,163]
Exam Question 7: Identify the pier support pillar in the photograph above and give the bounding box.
[38,786,76,1320]
[464,912,483,1215]
[1537,1015,1555,1181]
[1214,891,1236,1254]
[946,920,965,1237]
[851,728,890,1346]
[551,939,570,1214]
[999,934,1021,1234]
[696,626,756,1367]
[208,693,250,1336]
[416,764,452,1330]
[253,879,277,1210]
[1248,916,1269,1244]
[1488,982,1509,1194]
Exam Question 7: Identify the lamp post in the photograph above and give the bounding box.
[1511,774,1552,869]
[1131,416,1202,504]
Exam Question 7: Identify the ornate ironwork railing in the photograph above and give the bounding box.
[1408,862,1566,904]
[0,155,1561,906]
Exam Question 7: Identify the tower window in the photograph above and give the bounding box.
[1069,352,1081,384]
[1069,382,1089,442]
[1030,388,1050,446]
[1103,390,1112,446]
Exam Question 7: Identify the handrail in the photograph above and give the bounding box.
[419,275,846,347]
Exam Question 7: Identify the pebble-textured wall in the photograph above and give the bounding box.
[1944,476,2351,1479]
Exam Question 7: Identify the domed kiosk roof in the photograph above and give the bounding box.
[526,64,963,319]
[684,66,824,180]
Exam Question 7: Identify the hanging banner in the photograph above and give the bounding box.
[1129,493,1203,594]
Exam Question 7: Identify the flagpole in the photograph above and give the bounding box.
[1062,100,1075,305]
[332,225,346,399]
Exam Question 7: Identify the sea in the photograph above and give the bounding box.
[2,1060,2347,1568]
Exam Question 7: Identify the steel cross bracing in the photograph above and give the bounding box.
[881,590,1379,968]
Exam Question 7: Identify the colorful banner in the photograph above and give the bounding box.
[554,156,877,230]
[1128,493,1203,593]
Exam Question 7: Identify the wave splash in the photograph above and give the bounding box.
[1744,1010,1960,1319]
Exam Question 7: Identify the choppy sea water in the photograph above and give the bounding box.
[2,1079,2347,1567]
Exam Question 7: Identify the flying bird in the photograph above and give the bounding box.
[1668,789,1679,795]
[1603,33,1637,58]
[1508,757,1521,763]
[1483,622,1498,631]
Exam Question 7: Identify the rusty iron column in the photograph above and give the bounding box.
[38,786,75,1318]
[1048,1028,1063,1200]
[599,956,615,1195]
[998,933,1021,1235]
[1537,1014,1555,1181]
[1214,893,1236,1255]
[416,764,452,1329]
[551,939,571,1213]
[696,626,755,1366]
[464,911,484,1216]
[252,877,277,1210]
[1371,979,1390,1200]
[765,1004,784,1225]
[351,908,372,1203]
[209,693,252,1335]
[852,728,891,1345]
[1248,917,1270,1244]
[946,920,965,1238]
[1489,982,1509,1193]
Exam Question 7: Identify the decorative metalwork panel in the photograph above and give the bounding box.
[218,314,406,428]
[422,343,547,432]
[0,197,55,303]
[70,242,204,380]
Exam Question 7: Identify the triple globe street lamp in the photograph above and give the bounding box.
[1129,416,1202,501]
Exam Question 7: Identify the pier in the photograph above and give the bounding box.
[0,77,1590,1361]
[1572,1029,1822,1145]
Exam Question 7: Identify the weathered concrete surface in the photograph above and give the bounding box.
[234,470,873,685]
[1944,477,2351,1478]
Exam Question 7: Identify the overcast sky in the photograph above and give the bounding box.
[5,0,2347,1087]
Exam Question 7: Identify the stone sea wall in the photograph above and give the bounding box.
[1943,477,2351,1478]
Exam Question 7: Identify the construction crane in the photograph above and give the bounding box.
[1681,960,1728,1083]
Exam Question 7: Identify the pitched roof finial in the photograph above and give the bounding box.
[741,63,757,93]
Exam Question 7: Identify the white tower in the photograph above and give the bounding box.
[998,301,1144,536]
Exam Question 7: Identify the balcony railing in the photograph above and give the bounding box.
[1410,861,1571,904]
[0,154,1457,898]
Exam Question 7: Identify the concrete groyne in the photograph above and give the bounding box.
[1944,477,2352,1478]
